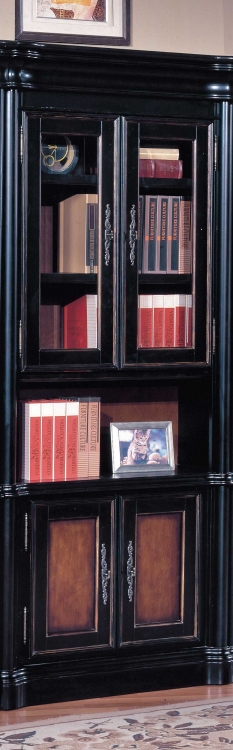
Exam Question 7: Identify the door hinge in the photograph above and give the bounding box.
[214,135,218,171]
[19,320,22,358]
[23,606,28,644]
[212,318,216,354]
[20,126,24,164]
[24,513,28,551]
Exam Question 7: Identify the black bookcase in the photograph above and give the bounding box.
[0,42,232,709]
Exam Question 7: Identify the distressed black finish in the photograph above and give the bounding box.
[0,42,233,709]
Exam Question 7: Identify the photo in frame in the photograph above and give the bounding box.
[15,0,130,45]
[110,421,175,475]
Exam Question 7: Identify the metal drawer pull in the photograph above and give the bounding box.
[129,205,138,266]
[101,543,110,604]
[127,540,136,602]
[105,204,114,266]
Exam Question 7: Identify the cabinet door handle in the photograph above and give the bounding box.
[129,205,138,267]
[101,543,110,604]
[105,204,114,266]
[127,540,136,602]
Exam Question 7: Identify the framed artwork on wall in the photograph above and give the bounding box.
[15,0,130,45]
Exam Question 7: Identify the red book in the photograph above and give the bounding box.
[78,398,89,478]
[138,295,153,348]
[66,401,79,480]
[88,398,100,478]
[186,294,193,347]
[164,295,175,348]
[41,402,53,481]
[63,294,97,349]
[153,295,164,347]
[175,294,186,348]
[139,159,183,179]
[21,402,41,482]
[54,402,66,481]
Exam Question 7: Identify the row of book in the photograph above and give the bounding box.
[138,195,192,275]
[41,194,98,275]
[139,146,183,179]
[40,294,97,350]
[21,397,100,482]
[138,294,192,349]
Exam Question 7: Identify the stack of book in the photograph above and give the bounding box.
[139,147,183,179]
[40,193,98,276]
[138,294,192,348]
[58,193,98,274]
[138,195,192,274]
[21,397,100,482]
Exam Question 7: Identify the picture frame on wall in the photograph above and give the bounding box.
[110,422,175,475]
[15,0,130,46]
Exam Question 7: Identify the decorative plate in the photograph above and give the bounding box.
[41,135,79,175]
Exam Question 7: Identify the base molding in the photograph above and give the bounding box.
[2,646,232,710]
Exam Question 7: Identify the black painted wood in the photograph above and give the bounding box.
[1,42,233,708]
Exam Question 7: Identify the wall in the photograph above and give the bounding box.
[2,0,233,56]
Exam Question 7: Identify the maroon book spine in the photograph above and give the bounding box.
[139,159,183,179]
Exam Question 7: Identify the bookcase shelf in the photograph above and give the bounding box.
[41,273,97,305]
[140,177,192,192]
[0,42,233,709]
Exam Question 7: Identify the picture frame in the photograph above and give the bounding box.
[15,0,130,46]
[110,421,175,475]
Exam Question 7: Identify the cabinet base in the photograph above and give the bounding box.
[1,648,232,710]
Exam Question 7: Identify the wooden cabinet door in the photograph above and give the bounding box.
[119,494,198,645]
[32,498,115,654]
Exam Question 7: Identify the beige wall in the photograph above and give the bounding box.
[2,0,233,56]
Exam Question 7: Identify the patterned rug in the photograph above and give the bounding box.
[2,698,233,748]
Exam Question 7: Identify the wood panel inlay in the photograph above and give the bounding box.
[47,518,97,635]
[135,513,183,626]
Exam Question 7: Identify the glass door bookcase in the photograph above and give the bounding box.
[23,115,119,370]
[121,119,212,367]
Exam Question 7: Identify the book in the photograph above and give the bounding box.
[59,193,98,274]
[139,147,179,160]
[78,398,89,479]
[148,196,158,272]
[186,294,193,347]
[66,400,79,480]
[179,198,192,273]
[138,295,153,348]
[158,197,169,273]
[164,295,175,348]
[63,294,97,349]
[138,195,144,273]
[40,206,53,273]
[88,397,100,478]
[153,295,164,347]
[21,402,41,482]
[167,196,180,273]
[174,294,186,348]
[54,401,66,481]
[85,202,98,273]
[139,159,183,179]
[41,401,53,481]
[40,305,62,349]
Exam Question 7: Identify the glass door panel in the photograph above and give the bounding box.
[24,116,118,370]
[122,118,212,368]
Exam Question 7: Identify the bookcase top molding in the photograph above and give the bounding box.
[1,41,233,100]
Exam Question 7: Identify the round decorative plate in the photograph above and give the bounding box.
[41,135,79,175]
